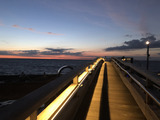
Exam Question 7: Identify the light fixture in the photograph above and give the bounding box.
[146,41,150,45]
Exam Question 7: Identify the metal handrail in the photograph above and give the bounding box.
[112,58,160,106]
[113,58,160,88]
[0,58,103,120]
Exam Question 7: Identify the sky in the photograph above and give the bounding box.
[0,0,160,60]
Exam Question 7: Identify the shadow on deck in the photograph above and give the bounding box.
[75,62,145,120]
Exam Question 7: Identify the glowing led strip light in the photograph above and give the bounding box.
[50,58,103,119]
[78,71,88,82]
[51,71,90,120]
[37,84,77,120]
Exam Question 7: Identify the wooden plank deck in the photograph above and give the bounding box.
[86,61,146,120]
[107,62,145,120]
[86,62,106,120]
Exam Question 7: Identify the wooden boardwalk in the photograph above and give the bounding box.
[86,62,146,120]
[86,62,106,120]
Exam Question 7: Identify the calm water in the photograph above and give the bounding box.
[0,59,91,75]
[0,58,159,76]
[133,60,160,76]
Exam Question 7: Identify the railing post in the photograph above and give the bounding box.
[128,68,133,83]
[146,94,152,105]
[85,66,89,72]
[90,64,93,69]
[73,76,78,84]
[25,111,37,120]
[145,78,153,105]
[146,78,153,89]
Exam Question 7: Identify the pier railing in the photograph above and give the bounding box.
[0,58,104,120]
[112,57,160,120]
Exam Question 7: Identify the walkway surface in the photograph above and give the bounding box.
[86,62,105,120]
[86,61,146,120]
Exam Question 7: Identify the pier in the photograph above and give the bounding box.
[0,58,160,120]
[85,62,145,120]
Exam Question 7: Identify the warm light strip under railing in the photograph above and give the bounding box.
[78,71,89,83]
[112,59,160,106]
[50,58,102,119]
[37,58,103,120]
[37,84,77,120]
[50,70,91,120]
[78,58,103,83]
[50,68,92,120]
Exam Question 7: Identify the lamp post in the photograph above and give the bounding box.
[146,41,150,70]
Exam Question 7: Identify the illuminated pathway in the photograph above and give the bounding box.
[86,62,145,120]
[86,62,106,120]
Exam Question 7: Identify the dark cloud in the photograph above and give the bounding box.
[62,52,82,56]
[0,50,40,56]
[0,51,15,55]
[125,34,132,38]
[105,35,160,51]
[0,48,83,57]
[45,48,73,53]
[41,48,82,56]
[158,53,160,55]
[18,50,40,56]
[141,33,154,37]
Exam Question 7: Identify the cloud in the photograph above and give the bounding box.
[12,24,35,32]
[12,24,20,28]
[45,48,73,53]
[105,35,160,51]
[141,33,154,37]
[41,48,82,56]
[46,32,63,35]
[12,24,63,35]
[0,51,15,55]
[18,50,40,56]
[0,48,83,57]
[63,52,82,56]
[0,50,39,56]
[25,28,34,31]
[125,34,132,38]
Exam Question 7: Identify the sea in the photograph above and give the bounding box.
[0,58,159,77]
[0,59,90,107]
[0,59,91,75]
[133,60,160,77]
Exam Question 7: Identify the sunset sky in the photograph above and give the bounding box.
[0,0,160,60]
